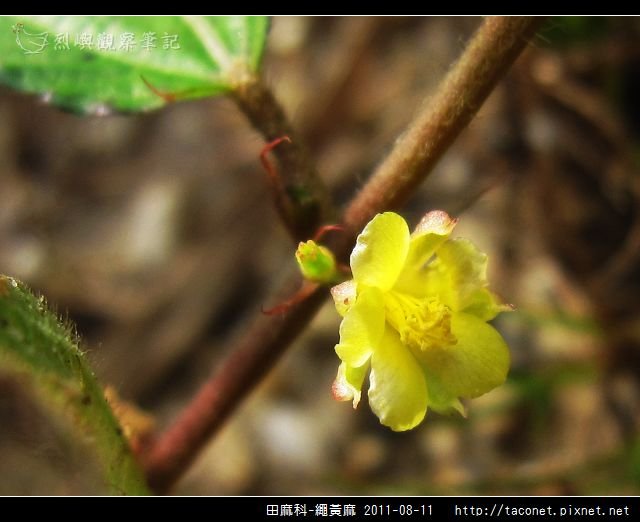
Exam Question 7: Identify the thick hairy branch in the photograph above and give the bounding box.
[343,16,544,233]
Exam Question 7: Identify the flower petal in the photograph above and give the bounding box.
[417,238,508,319]
[350,212,410,292]
[413,210,458,237]
[394,211,457,295]
[368,328,428,431]
[462,288,513,321]
[331,280,357,317]
[332,361,368,408]
[335,286,384,367]
[420,312,509,400]
[421,368,466,416]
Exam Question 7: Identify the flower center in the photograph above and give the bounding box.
[385,291,457,351]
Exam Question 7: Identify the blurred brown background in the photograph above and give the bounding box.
[1,16,640,495]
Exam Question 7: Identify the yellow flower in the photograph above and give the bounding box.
[330,211,511,431]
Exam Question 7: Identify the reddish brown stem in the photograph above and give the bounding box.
[261,281,319,316]
[312,224,345,243]
[259,136,294,226]
[260,136,292,190]
[144,281,326,493]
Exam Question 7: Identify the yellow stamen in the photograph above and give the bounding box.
[385,291,457,351]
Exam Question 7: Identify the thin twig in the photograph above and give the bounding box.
[232,76,333,242]
[143,16,546,493]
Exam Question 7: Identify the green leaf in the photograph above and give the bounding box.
[0,16,269,113]
[0,275,150,495]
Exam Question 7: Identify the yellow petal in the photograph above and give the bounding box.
[368,328,428,431]
[332,361,368,408]
[335,286,384,367]
[330,280,357,317]
[413,210,458,237]
[420,312,509,400]
[394,211,457,295]
[463,287,513,321]
[350,212,410,292]
[421,368,466,416]
[432,238,490,312]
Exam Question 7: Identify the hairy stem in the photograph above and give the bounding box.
[343,16,545,232]
[232,77,333,242]
[145,279,325,493]
[144,16,545,493]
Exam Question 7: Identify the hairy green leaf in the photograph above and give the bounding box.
[0,275,149,495]
[0,16,269,113]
